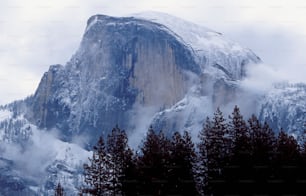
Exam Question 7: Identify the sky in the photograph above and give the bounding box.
[1,0,306,105]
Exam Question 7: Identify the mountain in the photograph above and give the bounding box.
[16,12,260,145]
[0,12,304,194]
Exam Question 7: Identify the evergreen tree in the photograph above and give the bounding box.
[276,130,300,164]
[274,129,300,194]
[197,108,229,195]
[226,106,251,195]
[168,131,198,195]
[106,126,135,196]
[82,136,114,195]
[248,116,276,194]
[253,120,275,164]
[196,117,212,195]
[137,127,171,195]
[228,105,250,159]
[54,182,64,196]
[210,108,229,195]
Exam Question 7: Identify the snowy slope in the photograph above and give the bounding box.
[258,83,306,137]
[133,11,261,80]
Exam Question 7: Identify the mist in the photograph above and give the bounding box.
[0,126,90,185]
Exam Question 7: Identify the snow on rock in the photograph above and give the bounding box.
[132,11,261,80]
[258,83,306,137]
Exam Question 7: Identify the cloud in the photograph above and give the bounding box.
[240,63,284,94]
[0,129,57,179]
[223,25,306,83]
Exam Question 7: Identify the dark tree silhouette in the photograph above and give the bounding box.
[225,106,252,195]
[248,116,276,194]
[248,116,275,164]
[137,127,172,195]
[168,131,198,195]
[276,129,300,164]
[79,107,306,195]
[274,129,301,194]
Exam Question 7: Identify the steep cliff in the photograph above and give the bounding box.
[23,13,260,144]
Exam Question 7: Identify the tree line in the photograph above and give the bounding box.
[56,106,306,195]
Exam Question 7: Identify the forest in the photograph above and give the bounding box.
[55,106,306,195]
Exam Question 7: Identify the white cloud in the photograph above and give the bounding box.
[240,63,283,94]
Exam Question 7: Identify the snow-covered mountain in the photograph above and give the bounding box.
[0,12,304,194]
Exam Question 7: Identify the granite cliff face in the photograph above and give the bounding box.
[21,13,260,144]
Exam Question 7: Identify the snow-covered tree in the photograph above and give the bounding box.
[197,108,229,195]
[82,136,114,195]
[106,126,134,195]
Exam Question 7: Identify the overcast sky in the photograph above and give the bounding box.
[1,0,306,105]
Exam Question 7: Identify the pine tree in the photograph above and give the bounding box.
[226,106,251,194]
[276,129,300,164]
[251,120,275,164]
[137,127,171,195]
[228,105,249,158]
[197,108,229,195]
[168,131,198,195]
[82,136,114,195]
[248,116,276,194]
[106,126,135,196]
[275,130,300,193]
[54,182,64,196]
[181,131,198,195]
[210,108,229,194]
[196,117,212,195]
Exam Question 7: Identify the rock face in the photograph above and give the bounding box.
[22,13,260,144]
